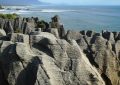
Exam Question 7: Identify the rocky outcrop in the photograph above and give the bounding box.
[0,29,6,36]
[0,31,105,85]
[0,16,120,85]
[66,30,120,85]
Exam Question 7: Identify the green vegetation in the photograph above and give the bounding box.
[36,20,46,29]
[0,13,18,19]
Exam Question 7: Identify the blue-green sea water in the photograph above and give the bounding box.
[1,5,120,32]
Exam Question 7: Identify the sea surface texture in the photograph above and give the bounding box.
[0,5,120,32]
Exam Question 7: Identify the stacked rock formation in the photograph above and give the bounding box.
[0,15,120,85]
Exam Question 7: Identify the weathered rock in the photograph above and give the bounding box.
[116,32,120,41]
[114,40,120,60]
[9,33,29,44]
[76,37,88,51]
[59,25,66,38]
[31,33,105,85]
[0,29,6,36]
[14,17,23,31]
[80,30,86,35]
[23,22,34,34]
[47,28,60,38]
[66,30,83,40]
[86,30,95,37]
[16,43,35,61]
[0,16,120,85]
[0,19,5,29]
[91,36,120,85]
[102,31,115,44]
[112,32,119,41]
[30,28,41,35]
[3,21,14,34]
[30,32,57,45]
[0,41,23,85]
[50,15,65,38]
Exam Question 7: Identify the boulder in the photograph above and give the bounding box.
[9,33,29,44]
[80,30,86,35]
[14,17,23,31]
[86,30,95,37]
[91,36,120,85]
[0,19,5,29]
[23,22,35,34]
[116,32,120,41]
[114,40,120,60]
[112,32,119,41]
[102,31,115,44]
[0,29,6,36]
[30,32,57,45]
[3,21,14,34]
[32,34,105,85]
[76,37,88,51]
[66,30,83,40]
[30,28,41,35]
[47,28,60,38]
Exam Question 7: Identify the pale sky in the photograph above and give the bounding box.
[39,0,120,5]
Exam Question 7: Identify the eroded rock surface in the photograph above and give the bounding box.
[0,16,119,85]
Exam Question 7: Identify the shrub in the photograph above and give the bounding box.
[0,13,18,19]
[36,20,46,29]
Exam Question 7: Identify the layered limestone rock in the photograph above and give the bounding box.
[0,31,105,85]
[0,29,6,36]
[0,16,120,85]
[66,30,120,85]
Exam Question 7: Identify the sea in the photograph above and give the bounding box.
[0,5,120,32]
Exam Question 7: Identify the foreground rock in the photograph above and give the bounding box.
[0,31,105,85]
[0,15,120,85]
[66,30,120,85]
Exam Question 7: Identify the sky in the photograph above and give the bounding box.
[39,0,120,5]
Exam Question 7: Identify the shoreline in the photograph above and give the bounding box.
[0,6,120,32]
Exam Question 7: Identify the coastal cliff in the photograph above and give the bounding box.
[0,15,120,85]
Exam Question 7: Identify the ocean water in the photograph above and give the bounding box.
[1,5,120,32]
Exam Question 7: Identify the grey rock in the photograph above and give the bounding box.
[114,40,120,60]
[9,33,29,44]
[76,37,88,51]
[47,28,60,38]
[80,30,86,35]
[116,32,120,41]
[66,30,83,40]
[3,21,14,34]
[0,29,6,36]
[30,28,41,35]
[102,31,115,44]
[86,30,95,37]
[0,16,120,85]
[14,17,23,31]
[23,22,34,34]
[91,36,120,85]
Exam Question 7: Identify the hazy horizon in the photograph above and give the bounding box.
[0,0,120,6]
[40,0,120,5]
